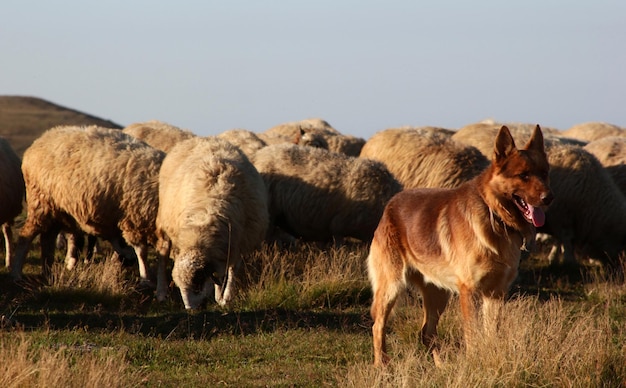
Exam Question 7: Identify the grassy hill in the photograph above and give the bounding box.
[0,96,122,157]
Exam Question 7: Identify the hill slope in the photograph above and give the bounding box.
[0,96,123,156]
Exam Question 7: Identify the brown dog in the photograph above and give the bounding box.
[368,125,553,366]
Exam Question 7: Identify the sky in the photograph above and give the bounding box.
[2,1,625,140]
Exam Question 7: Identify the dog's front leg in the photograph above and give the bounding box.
[481,293,505,338]
[458,284,480,350]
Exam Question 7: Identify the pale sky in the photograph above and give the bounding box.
[2,1,624,139]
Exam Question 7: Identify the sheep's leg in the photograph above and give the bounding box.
[215,265,236,306]
[3,223,13,268]
[561,238,577,266]
[11,236,31,280]
[84,235,97,264]
[132,244,152,285]
[155,237,171,302]
[64,232,83,270]
[547,243,562,265]
[40,229,58,280]
[110,237,138,265]
[11,217,46,280]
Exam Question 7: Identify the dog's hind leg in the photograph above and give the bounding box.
[407,271,450,349]
[408,272,450,366]
[420,283,451,349]
[368,247,403,367]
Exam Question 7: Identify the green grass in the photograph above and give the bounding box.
[1,240,625,387]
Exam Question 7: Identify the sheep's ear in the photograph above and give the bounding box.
[292,128,304,145]
[524,125,545,154]
[493,125,516,164]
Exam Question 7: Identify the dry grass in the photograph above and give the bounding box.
[0,333,143,388]
[238,242,371,310]
[338,266,626,387]
[47,256,133,296]
[1,241,625,386]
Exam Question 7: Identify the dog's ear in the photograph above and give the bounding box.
[524,125,546,154]
[494,126,517,164]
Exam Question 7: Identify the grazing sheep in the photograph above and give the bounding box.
[217,129,268,159]
[258,127,328,149]
[156,137,269,308]
[0,137,25,268]
[265,118,340,137]
[251,144,402,243]
[324,134,366,157]
[122,120,197,152]
[583,136,626,166]
[360,127,488,189]
[584,136,626,196]
[452,122,584,156]
[538,145,626,267]
[263,118,366,156]
[12,126,166,282]
[562,122,625,142]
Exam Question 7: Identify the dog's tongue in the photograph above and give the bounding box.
[530,205,545,227]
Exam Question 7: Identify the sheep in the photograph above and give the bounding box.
[262,118,366,156]
[451,122,584,155]
[11,125,166,283]
[265,118,340,138]
[156,137,269,308]
[584,136,626,196]
[323,134,367,157]
[258,127,329,149]
[538,144,626,268]
[217,128,268,159]
[583,136,626,166]
[562,122,625,142]
[359,127,488,189]
[122,120,197,152]
[251,144,402,243]
[0,136,25,268]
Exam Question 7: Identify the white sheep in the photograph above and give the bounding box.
[217,129,268,159]
[251,144,402,243]
[12,125,166,283]
[0,136,25,268]
[562,122,624,142]
[156,136,269,309]
[451,122,584,155]
[122,120,197,152]
[359,126,488,189]
[584,136,626,195]
[540,144,626,267]
[262,118,366,156]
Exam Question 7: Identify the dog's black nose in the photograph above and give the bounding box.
[541,191,554,206]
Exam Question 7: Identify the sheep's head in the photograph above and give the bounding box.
[172,250,225,310]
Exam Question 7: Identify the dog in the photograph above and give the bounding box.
[368,125,553,366]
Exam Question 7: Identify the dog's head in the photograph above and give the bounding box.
[490,125,554,228]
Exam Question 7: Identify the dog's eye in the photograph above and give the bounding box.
[518,172,529,181]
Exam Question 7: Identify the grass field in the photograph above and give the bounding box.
[1,236,625,387]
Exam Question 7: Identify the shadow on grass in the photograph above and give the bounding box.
[512,255,617,302]
[2,255,620,341]
[0,271,369,340]
[5,308,369,340]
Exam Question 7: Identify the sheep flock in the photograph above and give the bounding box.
[1,118,625,310]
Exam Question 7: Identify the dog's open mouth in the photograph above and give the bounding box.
[513,194,545,227]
